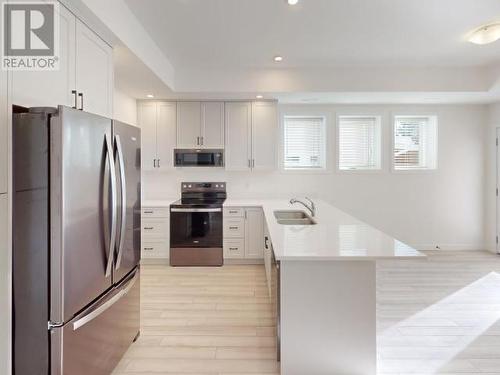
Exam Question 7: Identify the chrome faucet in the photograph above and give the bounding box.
[289,197,316,217]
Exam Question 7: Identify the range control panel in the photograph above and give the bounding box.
[181,182,226,193]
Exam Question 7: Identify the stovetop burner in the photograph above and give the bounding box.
[170,182,227,208]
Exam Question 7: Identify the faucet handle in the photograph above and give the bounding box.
[305,197,314,205]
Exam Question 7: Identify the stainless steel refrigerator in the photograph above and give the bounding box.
[12,106,141,375]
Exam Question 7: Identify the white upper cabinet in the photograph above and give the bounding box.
[156,102,177,170]
[225,102,252,171]
[12,4,76,108]
[245,208,265,259]
[177,102,201,148]
[176,101,224,148]
[11,5,113,117]
[75,19,113,118]
[252,101,278,171]
[225,101,278,171]
[138,102,157,172]
[138,101,176,171]
[201,102,225,148]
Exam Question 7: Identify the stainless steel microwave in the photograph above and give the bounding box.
[174,149,224,167]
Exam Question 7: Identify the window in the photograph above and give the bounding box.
[393,116,437,170]
[338,116,381,170]
[283,116,326,170]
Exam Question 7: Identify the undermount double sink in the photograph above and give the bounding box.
[274,210,317,225]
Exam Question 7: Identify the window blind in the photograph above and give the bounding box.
[393,116,437,170]
[338,116,381,170]
[283,116,326,170]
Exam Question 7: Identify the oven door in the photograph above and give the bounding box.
[170,208,223,248]
[174,149,224,167]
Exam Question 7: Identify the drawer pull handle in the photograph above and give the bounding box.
[144,247,154,250]
[229,226,238,230]
[144,227,154,230]
[229,210,238,213]
[229,247,238,251]
[144,211,153,214]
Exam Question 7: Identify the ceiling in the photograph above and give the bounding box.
[105,0,500,103]
[124,0,500,69]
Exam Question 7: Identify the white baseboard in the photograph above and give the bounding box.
[224,259,264,265]
[141,257,169,265]
[411,244,487,251]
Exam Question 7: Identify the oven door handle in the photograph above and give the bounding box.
[170,208,222,213]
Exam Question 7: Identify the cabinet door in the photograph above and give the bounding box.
[201,102,224,148]
[157,102,177,170]
[225,102,251,171]
[245,208,264,259]
[252,102,278,171]
[12,4,76,108]
[177,102,201,148]
[75,19,113,118]
[0,69,7,194]
[138,102,157,171]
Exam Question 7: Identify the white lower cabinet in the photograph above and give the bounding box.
[0,194,9,375]
[223,207,264,261]
[141,207,169,259]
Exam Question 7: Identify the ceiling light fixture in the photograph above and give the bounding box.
[467,22,500,45]
[274,55,283,62]
[287,0,299,5]
[256,95,263,99]
[146,94,154,98]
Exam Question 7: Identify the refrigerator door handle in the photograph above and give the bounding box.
[114,135,127,270]
[72,271,138,331]
[105,134,117,278]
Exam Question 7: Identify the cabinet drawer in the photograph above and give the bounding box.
[224,218,245,238]
[224,239,245,259]
[142,218,168,238]
[141,241,168,253]
[142,207,169,218]
[224,207,244,218]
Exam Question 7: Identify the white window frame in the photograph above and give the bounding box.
[280,110,330,174]
[391,114,438,173]
[336,115,382,173]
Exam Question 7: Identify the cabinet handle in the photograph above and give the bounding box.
[252,159,255,168]
[72,90,77,109]
[144,227,154,230]
[200,136,204,145]
[144,247,154,251]
[265,236,269,249]
[157,159,160,168]
[248,159,251,168]
[196,136,200,146]
[229,247,238,251]
[144,210,153,214]
[229,226,239,230]
[229,210,238,214]
[78,92,84,110]
[153,159,156,168]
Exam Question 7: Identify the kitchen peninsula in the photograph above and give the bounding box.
[224,199,425,375]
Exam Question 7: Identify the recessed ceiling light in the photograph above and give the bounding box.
[146,94,154,98]
[467,23,500,45]
[274,56,283,62]
[287,0,299,4]
[256,95,263,99]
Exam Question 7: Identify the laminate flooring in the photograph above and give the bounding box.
[113,251,500,374]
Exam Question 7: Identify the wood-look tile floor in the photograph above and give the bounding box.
[113,251,500,375]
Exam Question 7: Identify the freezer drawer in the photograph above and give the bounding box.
[51,269,140,375]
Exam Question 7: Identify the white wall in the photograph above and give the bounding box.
[143,103,487,251]
[485,102,500,252]
[113,88,138,126]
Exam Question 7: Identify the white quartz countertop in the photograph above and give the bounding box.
[224,199,425,261]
